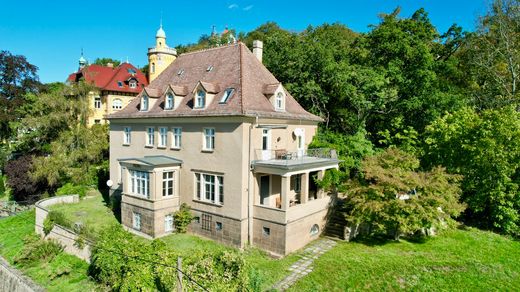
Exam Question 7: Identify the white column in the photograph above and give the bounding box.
[301,172,309,204]
[281,175,290,211]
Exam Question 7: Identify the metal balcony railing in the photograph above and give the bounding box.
[253,148,337,165]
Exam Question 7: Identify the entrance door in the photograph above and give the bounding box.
[260,175,270,205]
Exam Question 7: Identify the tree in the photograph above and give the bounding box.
[345,148,465,239]
[3,155,49,203]
[0,51,41,141]
[424,106,520,236]
[464,0,520,109]
[93,58,121,67]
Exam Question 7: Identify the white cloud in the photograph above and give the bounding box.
[243,5,253,11]
[228,4,239,9]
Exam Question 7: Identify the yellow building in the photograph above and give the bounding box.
[148,25,177,82]
[67,58,149,126]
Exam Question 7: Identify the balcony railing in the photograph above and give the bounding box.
[253,148,337,165]
[147,47,177,55]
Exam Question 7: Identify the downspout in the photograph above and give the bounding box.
[247,115,258,245]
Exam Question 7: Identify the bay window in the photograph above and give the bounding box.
[130,170,150,198]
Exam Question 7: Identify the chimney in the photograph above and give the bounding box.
[252,40,263,63]
[107,62,114,68]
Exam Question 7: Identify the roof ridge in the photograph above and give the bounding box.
[239,43,244,114]
[179,42,240,57]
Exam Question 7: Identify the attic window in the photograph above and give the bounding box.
[206,65,213,72]
[117,81,123,88]
[141,95,149,111]
[127,68,137,74]
[275,92,285,111]
[165,93,174,110]
[195,90,206,108]
[129,80,137,89]
[219,88,234,103]
[177,69,185,76]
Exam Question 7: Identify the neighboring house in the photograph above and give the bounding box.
[67,57,148,126]
[108,28,339,256]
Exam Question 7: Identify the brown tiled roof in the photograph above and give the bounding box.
[108,43,322,121]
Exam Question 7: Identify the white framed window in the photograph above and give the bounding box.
[112,99,123,110]
[195,90,206,108]
[165,93,174,110]
[262,129,270,150]
[141,95,149,111]
[94,97,101,109]
[165,214,174,232]
[194,172,224,205]
[159,127,168,147]
[275,92,284,111]
[130,170,150,198]
[123,127,131,145]
[172,127,182,149]
[133,212,141,230]
[129,80,137,89]
[220,88,234,103]
[146,127,154,146]
[162,171,175,197]
[203,128,215,151]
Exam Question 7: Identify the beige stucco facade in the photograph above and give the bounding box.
[87,91,137,126]
[109,116,338,256]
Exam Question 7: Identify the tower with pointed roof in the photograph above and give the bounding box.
[78,50,87,70]
[148,22,177,83]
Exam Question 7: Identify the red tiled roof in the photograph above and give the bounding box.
[108,43,322,122]
[67,63,148,94]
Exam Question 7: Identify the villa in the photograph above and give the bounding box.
[107,26,339,256]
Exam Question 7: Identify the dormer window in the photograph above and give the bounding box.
[220,88,234,103]
[275,92,285,111]
[165,93,174,110]
[129,80,137,89]
[117,81,123,88]
[195,90,206,108]
[141,95,149,111]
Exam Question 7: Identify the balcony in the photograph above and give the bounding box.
[147,47,177,55]
[252,148,339,171]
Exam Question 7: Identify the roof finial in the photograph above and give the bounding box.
[160,11,163,28]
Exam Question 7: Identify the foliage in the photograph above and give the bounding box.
[0,50,41,140]
[43,210,68,235]
[14,234,63,265]
[173,203,194,233]
[93,58,121,67]
[55,183,88,198]
[424,106,520,236]
[346,148,465,239]
[3,154,48,203]
[90,224,250,291]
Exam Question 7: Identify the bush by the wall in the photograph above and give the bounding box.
[174,203,194,233]
[14,234,63,265]
[55,183,88,198]
[43,210,68,235]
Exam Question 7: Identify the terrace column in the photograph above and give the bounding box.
[317,170,325,199]
[301,172,309,204]
[281,175,290,210]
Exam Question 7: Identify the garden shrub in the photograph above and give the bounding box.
[14,234,63,265]
[174,203,194,233]
[55,183,88,198]
[43,210,69,235]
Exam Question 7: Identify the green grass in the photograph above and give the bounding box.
[49,189,118,232]
[289,228,520,291]
[0,210,99,291]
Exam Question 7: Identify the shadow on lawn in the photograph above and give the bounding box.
[351,233,430,246]
[97,166,121,223]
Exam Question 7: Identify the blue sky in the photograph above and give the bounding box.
[0,0,487,83]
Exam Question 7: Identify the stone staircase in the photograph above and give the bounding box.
[324,199,349,240]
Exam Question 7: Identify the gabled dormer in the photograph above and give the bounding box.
[140,88,161,111]
[140,94,149,111]
[193,81,220,109]
[163,84,187,111]
[264,83,286,112]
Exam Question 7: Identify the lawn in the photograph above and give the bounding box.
[49,189,118,232]
[289,227,520,291]
[0,210,99,291]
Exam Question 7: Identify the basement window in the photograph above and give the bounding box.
[262,227,270,236]
[219,88,234,103]
[216,222,223,231]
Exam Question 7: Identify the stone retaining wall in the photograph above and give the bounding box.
[0,256,44,292]
[35,195,92,262]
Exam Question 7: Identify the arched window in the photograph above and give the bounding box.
[112,99,123,110]
[195,90,206,108]
[310,224,319,236]
[151,63,156,73]
[165,93,174,110]
[275,92,284,111]
[141,95,149,111]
